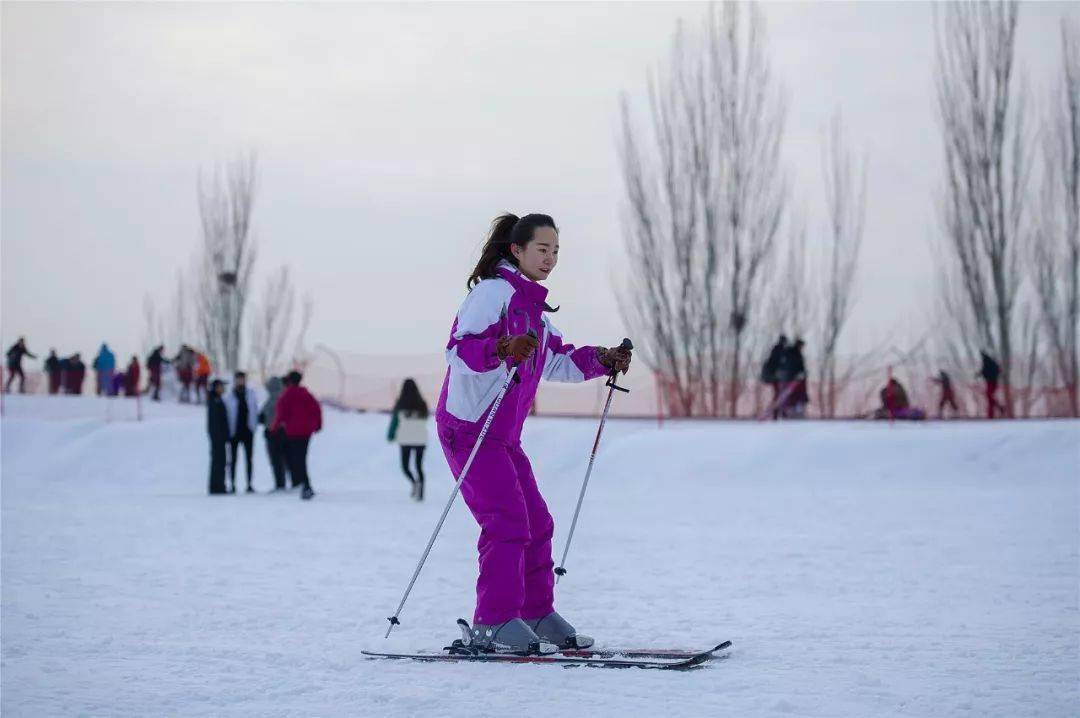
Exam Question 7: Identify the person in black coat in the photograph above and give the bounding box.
[147,346,165,402]
[44,350,62,395]
[5,337,37,394]
[207,379,229,495]
[761,335,788,420]
[784,339,809,418]
[978,351,1006,419]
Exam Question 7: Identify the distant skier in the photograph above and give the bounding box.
[5,337,37,394]
[207,379,229,495]
[44,349,62,395]
[761,335,788,420]
[270,370,322,501]
[388,378,429,501]
[93,343,116,396]
[225,371,259,494]
[933,370,958,419]
[258,376,290,491]
[435,213,632,654]
[978,351,1007,419]
[146,346,164,401]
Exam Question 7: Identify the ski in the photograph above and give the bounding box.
[558,642,732,660]
[360,641,731,671]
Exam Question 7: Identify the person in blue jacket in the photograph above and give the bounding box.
[93,343,117,396]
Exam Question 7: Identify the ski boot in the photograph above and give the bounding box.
[455,618,558,655]
[301,486,314,501]
[526,611,594,650]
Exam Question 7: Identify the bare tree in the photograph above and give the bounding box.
[248,266,297,379]
[195,154,258,372]
[934,1,1032,416]
[619,3,787,416]
[166,270,192,353]
[141,294,164,356]
[293,293,315,367]
[1031,20,1080,416]
[814,113,867,417]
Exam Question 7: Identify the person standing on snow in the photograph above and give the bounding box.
[258,376,291,491]
[270,371,322,501]
[146,346,164,401]
[933,370,958,419]
[5,337,37,394]
[436,213,632,655]
[124,356,141,397]
[194,351,212,404]
[172,345,196,403]
[44,349,62,395]
[784,339,808,418]
[66,353,86,395]
[93,343,116,396]
[225,371,260,494]
[978,351,1007,419]
[207,379,229,495]
[387,378,429,501]
[761,335,788,420]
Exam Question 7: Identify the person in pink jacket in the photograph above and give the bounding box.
[435,213,632,654]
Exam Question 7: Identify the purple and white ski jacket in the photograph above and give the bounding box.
[435,261,609,445]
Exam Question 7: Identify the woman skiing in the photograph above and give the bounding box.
[387,378,429,501]
[436,213,632,655]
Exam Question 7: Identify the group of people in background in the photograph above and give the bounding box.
[3,337,214,402]
[757,335,1010,421]
[206,370,322,500]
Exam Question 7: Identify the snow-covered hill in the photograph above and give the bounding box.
[2,394,1077,716]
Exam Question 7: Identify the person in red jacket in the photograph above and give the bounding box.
[124,356,141,397]
[270,370,322,500]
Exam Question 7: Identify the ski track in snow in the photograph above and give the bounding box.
[2,395,1078,717]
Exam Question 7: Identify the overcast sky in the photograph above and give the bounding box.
[3,1,1076,367]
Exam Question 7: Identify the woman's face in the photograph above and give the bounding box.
[511,226,559,282]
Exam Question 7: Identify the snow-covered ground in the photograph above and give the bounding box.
[2,394,1077,717]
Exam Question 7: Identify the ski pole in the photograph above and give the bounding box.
[385,335,533,638]
[554,338,632,583]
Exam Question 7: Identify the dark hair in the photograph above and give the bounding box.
[284,370,303,386]
[467,213,558,290]
[393,378,429,418]
[234,371,246,379]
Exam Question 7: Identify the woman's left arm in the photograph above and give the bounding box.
[541,321,623,383]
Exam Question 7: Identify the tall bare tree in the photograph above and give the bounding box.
[141,294,164,356]
[196,154,258,372]
[619,3,787,416]
[934,1,1032,416]
[815,113,867,417]
[1032,20,1080,416]
[248,265,297,379]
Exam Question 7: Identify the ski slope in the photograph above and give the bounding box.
[2,394,1077,717]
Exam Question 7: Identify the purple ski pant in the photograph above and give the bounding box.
[437,423,555,626]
